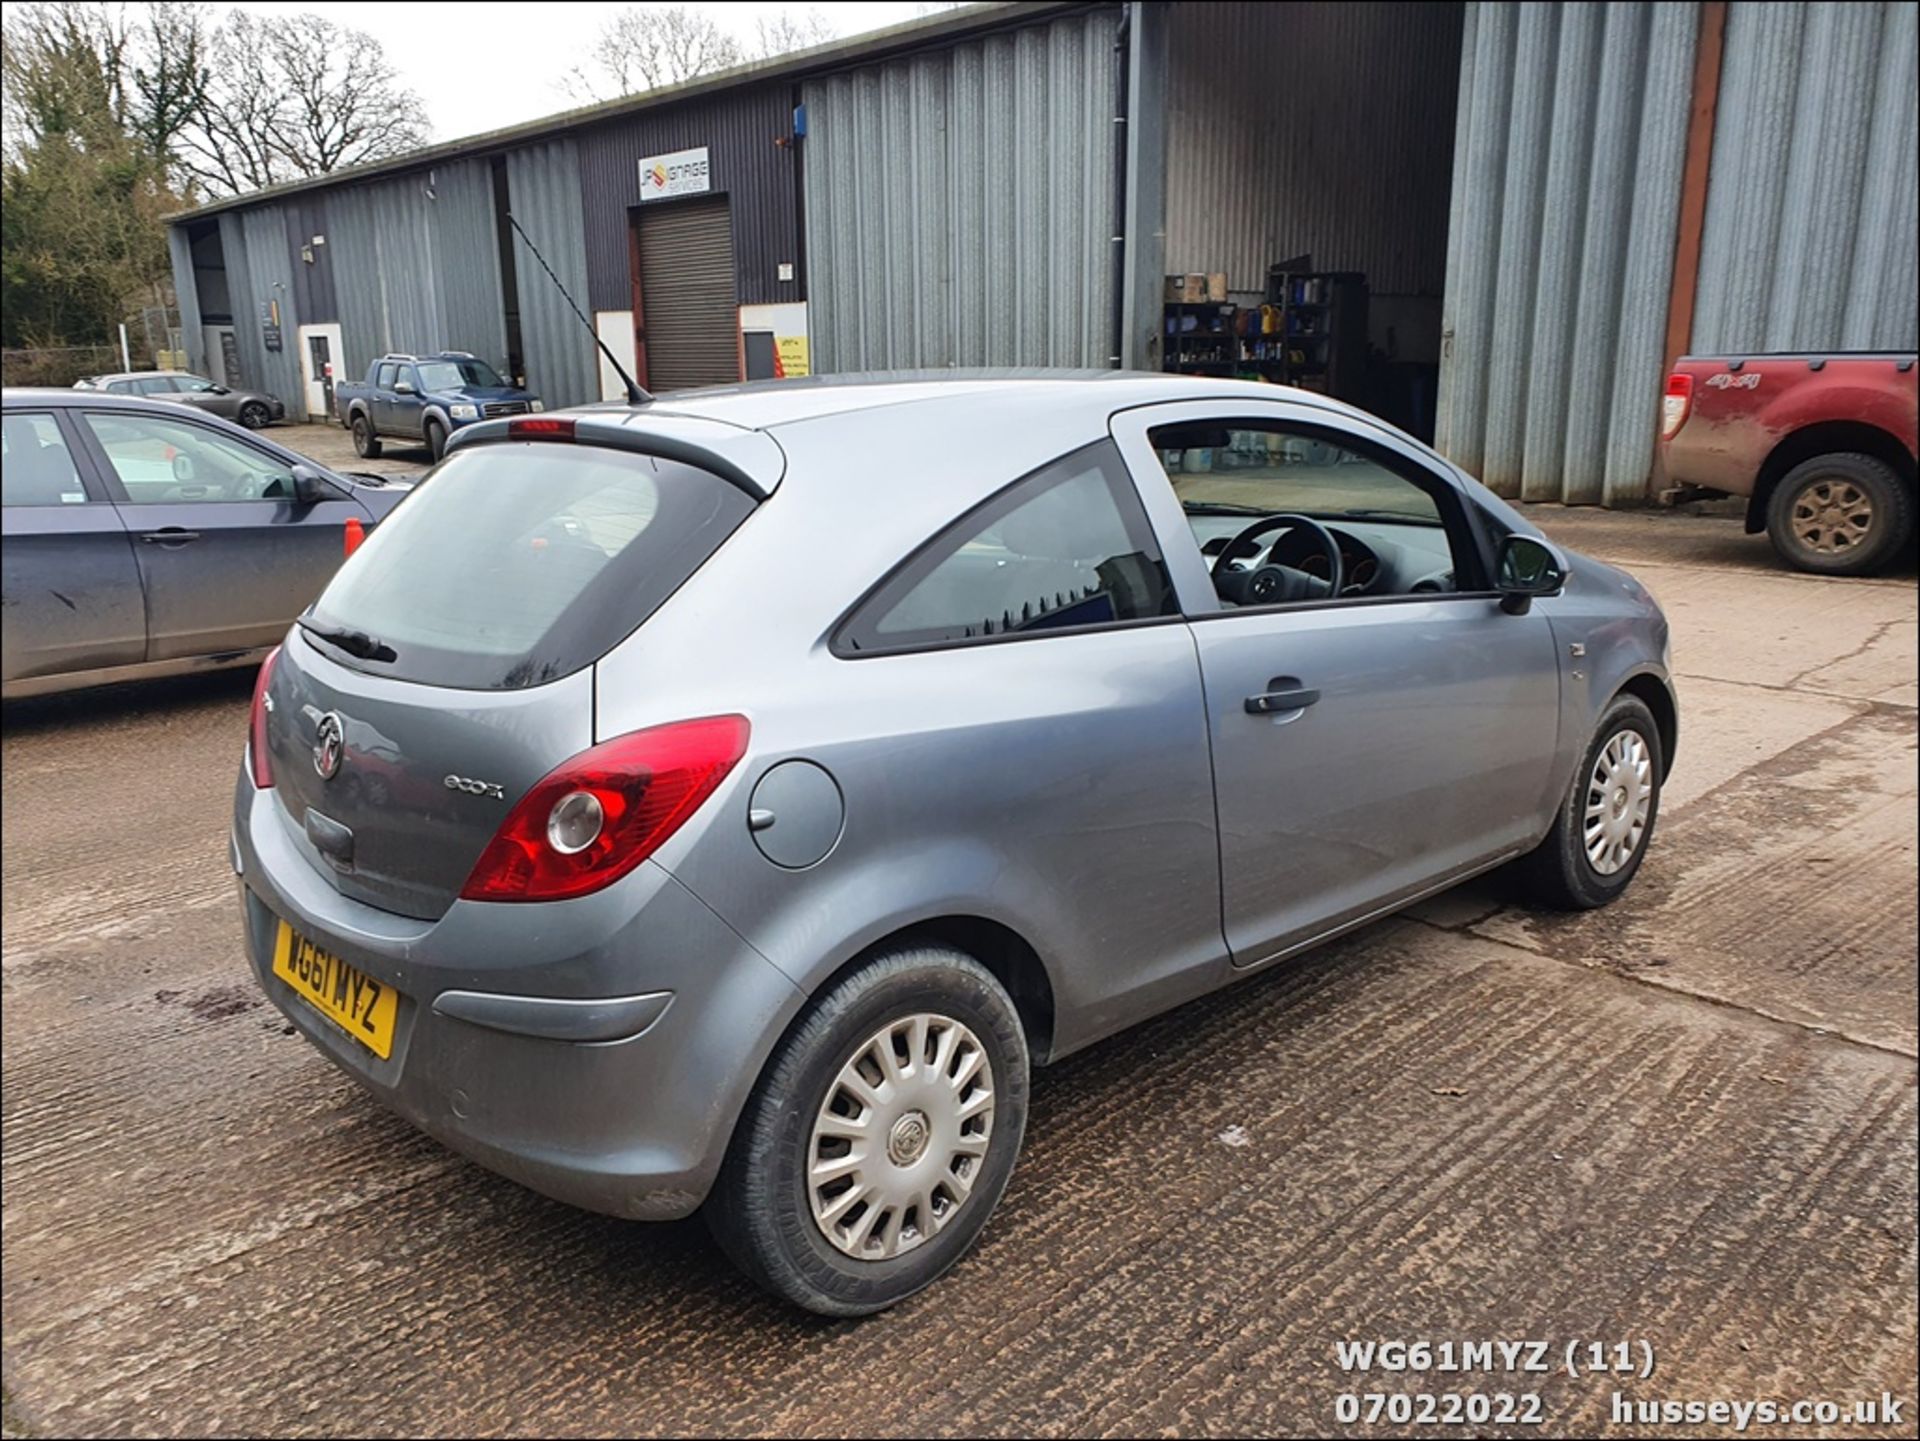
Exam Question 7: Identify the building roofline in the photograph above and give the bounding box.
[164,1,1096,225]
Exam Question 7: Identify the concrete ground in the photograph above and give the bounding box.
[282,419,435,480]
[2,505,1914,1438]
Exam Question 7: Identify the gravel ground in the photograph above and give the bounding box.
[2,503,1914,1438]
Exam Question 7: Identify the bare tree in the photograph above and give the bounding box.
[2,1,208,158]
[754,8,837,59]
[562,6,745,103]
[561,5,846,105]
[175,10,428,196]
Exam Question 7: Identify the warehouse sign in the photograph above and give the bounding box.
[639,147,711,201]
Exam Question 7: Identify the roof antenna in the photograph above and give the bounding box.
[506,212,651,406]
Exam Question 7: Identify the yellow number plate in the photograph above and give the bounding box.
[272,922,398,1060]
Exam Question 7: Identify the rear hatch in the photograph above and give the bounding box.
[261,435,757,919]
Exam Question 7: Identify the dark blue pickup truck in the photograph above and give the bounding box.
[335,352,543,461]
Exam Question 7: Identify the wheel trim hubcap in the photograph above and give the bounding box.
[1584,729,1652,876]
[807,1013,994,1261]
[1791,480,1874,554]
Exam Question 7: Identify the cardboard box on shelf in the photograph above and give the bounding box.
[1207,273,1229,301]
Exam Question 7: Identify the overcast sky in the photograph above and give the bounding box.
[225,2,940,142]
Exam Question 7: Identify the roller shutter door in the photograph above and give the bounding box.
[636,198,738,391]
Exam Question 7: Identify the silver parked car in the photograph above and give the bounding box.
[76,370,286,429]
[233,374,1676,1315]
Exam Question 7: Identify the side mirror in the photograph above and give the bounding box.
[171,454,196,482]
[290,464,326,504]
[211,385,230,395]
[1495,534,1569,615]
[393,380,415,395]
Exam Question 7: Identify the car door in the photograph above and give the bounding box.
[0,408,147,689]
[387,364,426,438]
[370,362,399,433]
[1111,399,1563,970]
[72,407,367,661]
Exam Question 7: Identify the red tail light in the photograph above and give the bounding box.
[508,416,575,441]
[248,646,280,788]
[1660,372,1694,440]
[459,715,750,903]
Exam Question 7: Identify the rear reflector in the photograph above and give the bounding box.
[1660,372,1694,440]
[507,416,576,441]
[459,715,749,903]
[248,646,280,788]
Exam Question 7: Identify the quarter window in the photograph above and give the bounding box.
[81,411,297,503]
[838,441,1176,654]
[1,413,88,506]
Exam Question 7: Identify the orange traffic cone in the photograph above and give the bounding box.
[344,517,365,556]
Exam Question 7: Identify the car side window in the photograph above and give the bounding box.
[376,363,397,388]
[80,411,297,504]
[1143,420,1482,605]
[1,413,90,507]
[105,380,137,394]
[174,376,216,393]
[133,377,178,396]
[836,440,1177,654]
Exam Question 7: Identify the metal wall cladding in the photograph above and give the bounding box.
[210,206,305,405]
[575,85,802,314]
[282,195,337,327]
[801,9,1122,373]
[505,139,598,409]
[167,227,205,375]
[324,159,509,382]
[1163,1,1464,296]
[237,206,306,407]
[1437,2,1698,505]
[1692,1,1919,353]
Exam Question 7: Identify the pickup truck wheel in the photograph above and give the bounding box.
[424,417,447,462]
[1766,453,1912,576]
[351,413,382,459]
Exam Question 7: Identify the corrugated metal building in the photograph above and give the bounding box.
[166,0,1916,504]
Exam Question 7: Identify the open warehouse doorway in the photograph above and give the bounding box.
[1159,2,1464,441]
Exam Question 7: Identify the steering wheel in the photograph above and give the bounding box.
[1209,513,1344,606]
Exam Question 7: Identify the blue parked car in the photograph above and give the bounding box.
[334,352,542,462]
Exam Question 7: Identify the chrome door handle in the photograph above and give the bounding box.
[142,528,201,544]
[1245,687,1320,715]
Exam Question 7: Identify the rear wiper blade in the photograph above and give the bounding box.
[299,618,397,663]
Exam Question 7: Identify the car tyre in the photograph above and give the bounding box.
[351,413,382,459]
[239,401,270,429]
[706,944,1030,1317]
[424,417,448,463]
[1765,452,1913,576]
[1512,693,1664,911]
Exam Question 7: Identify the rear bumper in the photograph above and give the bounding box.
[232,772,804,1220]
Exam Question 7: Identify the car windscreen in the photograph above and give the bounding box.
[415,360,503,390]
[302,441,754,689]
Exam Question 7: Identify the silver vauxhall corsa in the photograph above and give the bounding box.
[234,374,1676,1315]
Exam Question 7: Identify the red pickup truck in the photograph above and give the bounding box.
[1660,352,1917,575]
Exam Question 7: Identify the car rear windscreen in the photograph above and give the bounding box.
[303,440,754,689]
